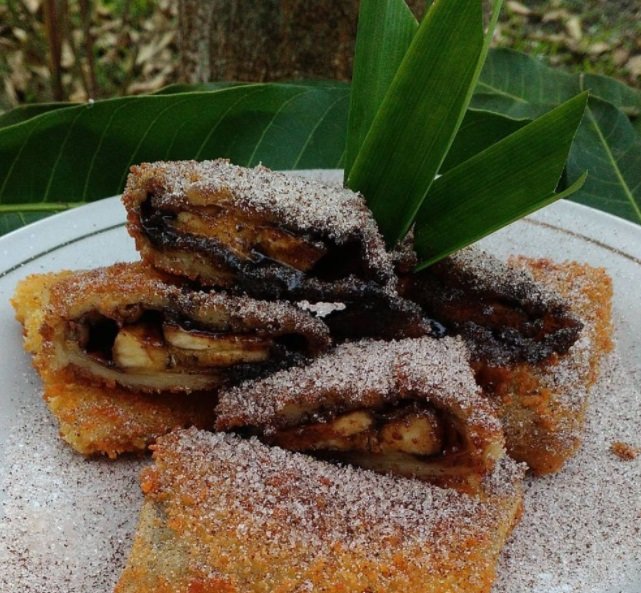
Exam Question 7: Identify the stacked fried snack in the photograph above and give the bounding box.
[12,262,330,457]
[115,429,524,593]
[402,247,613,474]
[12,160,613,592]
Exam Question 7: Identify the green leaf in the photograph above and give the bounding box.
[348,0,500,246]
[567,97,641,224]
[475,48,577,117]
[441,108,527,173]
[0,211,54,237]
[152,82,248,94]
[474,48,641,124]
[0,102,79,130]
[344,0,418,178]
[469,48,641,225]
[0,83,349,235]
[581,73,641,119]
[414,93,588,268]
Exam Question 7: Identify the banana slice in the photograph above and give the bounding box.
[330,410,373,437]
[112,324,168,371]
[255,226,326,271]
[172,346,271,367]
[379,411,444,456]
[163,323,272,367]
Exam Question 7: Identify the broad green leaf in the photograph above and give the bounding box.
[0,83,349,235]
[581,73,641,119]
[152,82,248,94]
[475,48,577,115]
[0,102,79,130]
[414,93,588,268]
[154,81,350,94]
[0,211,54,237]
[348,0,501,246]
[567,97,641,224]
[441,109,527,173]
[474,48,641,124]
[344,0,418,178]
[470,92,550,120]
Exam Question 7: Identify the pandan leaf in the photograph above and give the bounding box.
[414,92,589,268]
[347,0,502,246]
[343,0,418,179]
[441,109,527,173]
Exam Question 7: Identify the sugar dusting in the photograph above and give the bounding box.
[1,354,640,592]
[0,389,145,593]
[215,336,496,433]
[494,350,641,593]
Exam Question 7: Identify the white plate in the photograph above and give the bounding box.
[0,170,640,593]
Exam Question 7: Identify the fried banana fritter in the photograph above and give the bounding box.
[115,428,524,593]
[216,336,505,494]
[11,263,330,456]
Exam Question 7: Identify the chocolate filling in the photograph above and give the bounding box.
[269,401,462,462]
[67,306,311,377]
[140,196,387,301]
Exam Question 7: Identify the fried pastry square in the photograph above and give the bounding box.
[216,337,505,494]
[122,160,397,303]
[115,428,524,593]
[12,270,218,457]
[402,248,613,474]
[15,262,330,394]
[476,256,613,474]
[12,263,330,456]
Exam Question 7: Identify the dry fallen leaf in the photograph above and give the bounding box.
[613,48,630,67]
[542,9,570,23]
[587,42,610,56]
[506,1,532,17]
[22,0,42,15]
[565,16,582,42]
[627,55,641,78]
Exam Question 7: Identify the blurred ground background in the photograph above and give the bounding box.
[0,0,640,112]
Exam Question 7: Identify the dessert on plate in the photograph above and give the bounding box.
[114,428,524,593]
[402,247,613,474]
[216,336,506,494]
[10,160,614,593]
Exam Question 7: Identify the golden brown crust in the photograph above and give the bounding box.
[115,429,524,593]
[12,268,221,457]
[610,441,639,461]
[27,262,330,394]
[42,371,218,458]
[216,337,505,493]
[11,270,75,355]
[476,258,613,474]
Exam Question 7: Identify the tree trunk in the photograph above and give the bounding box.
[178,0,427,83]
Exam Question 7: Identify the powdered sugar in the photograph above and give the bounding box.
[493,351,641,593]
[215,336,495,433]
